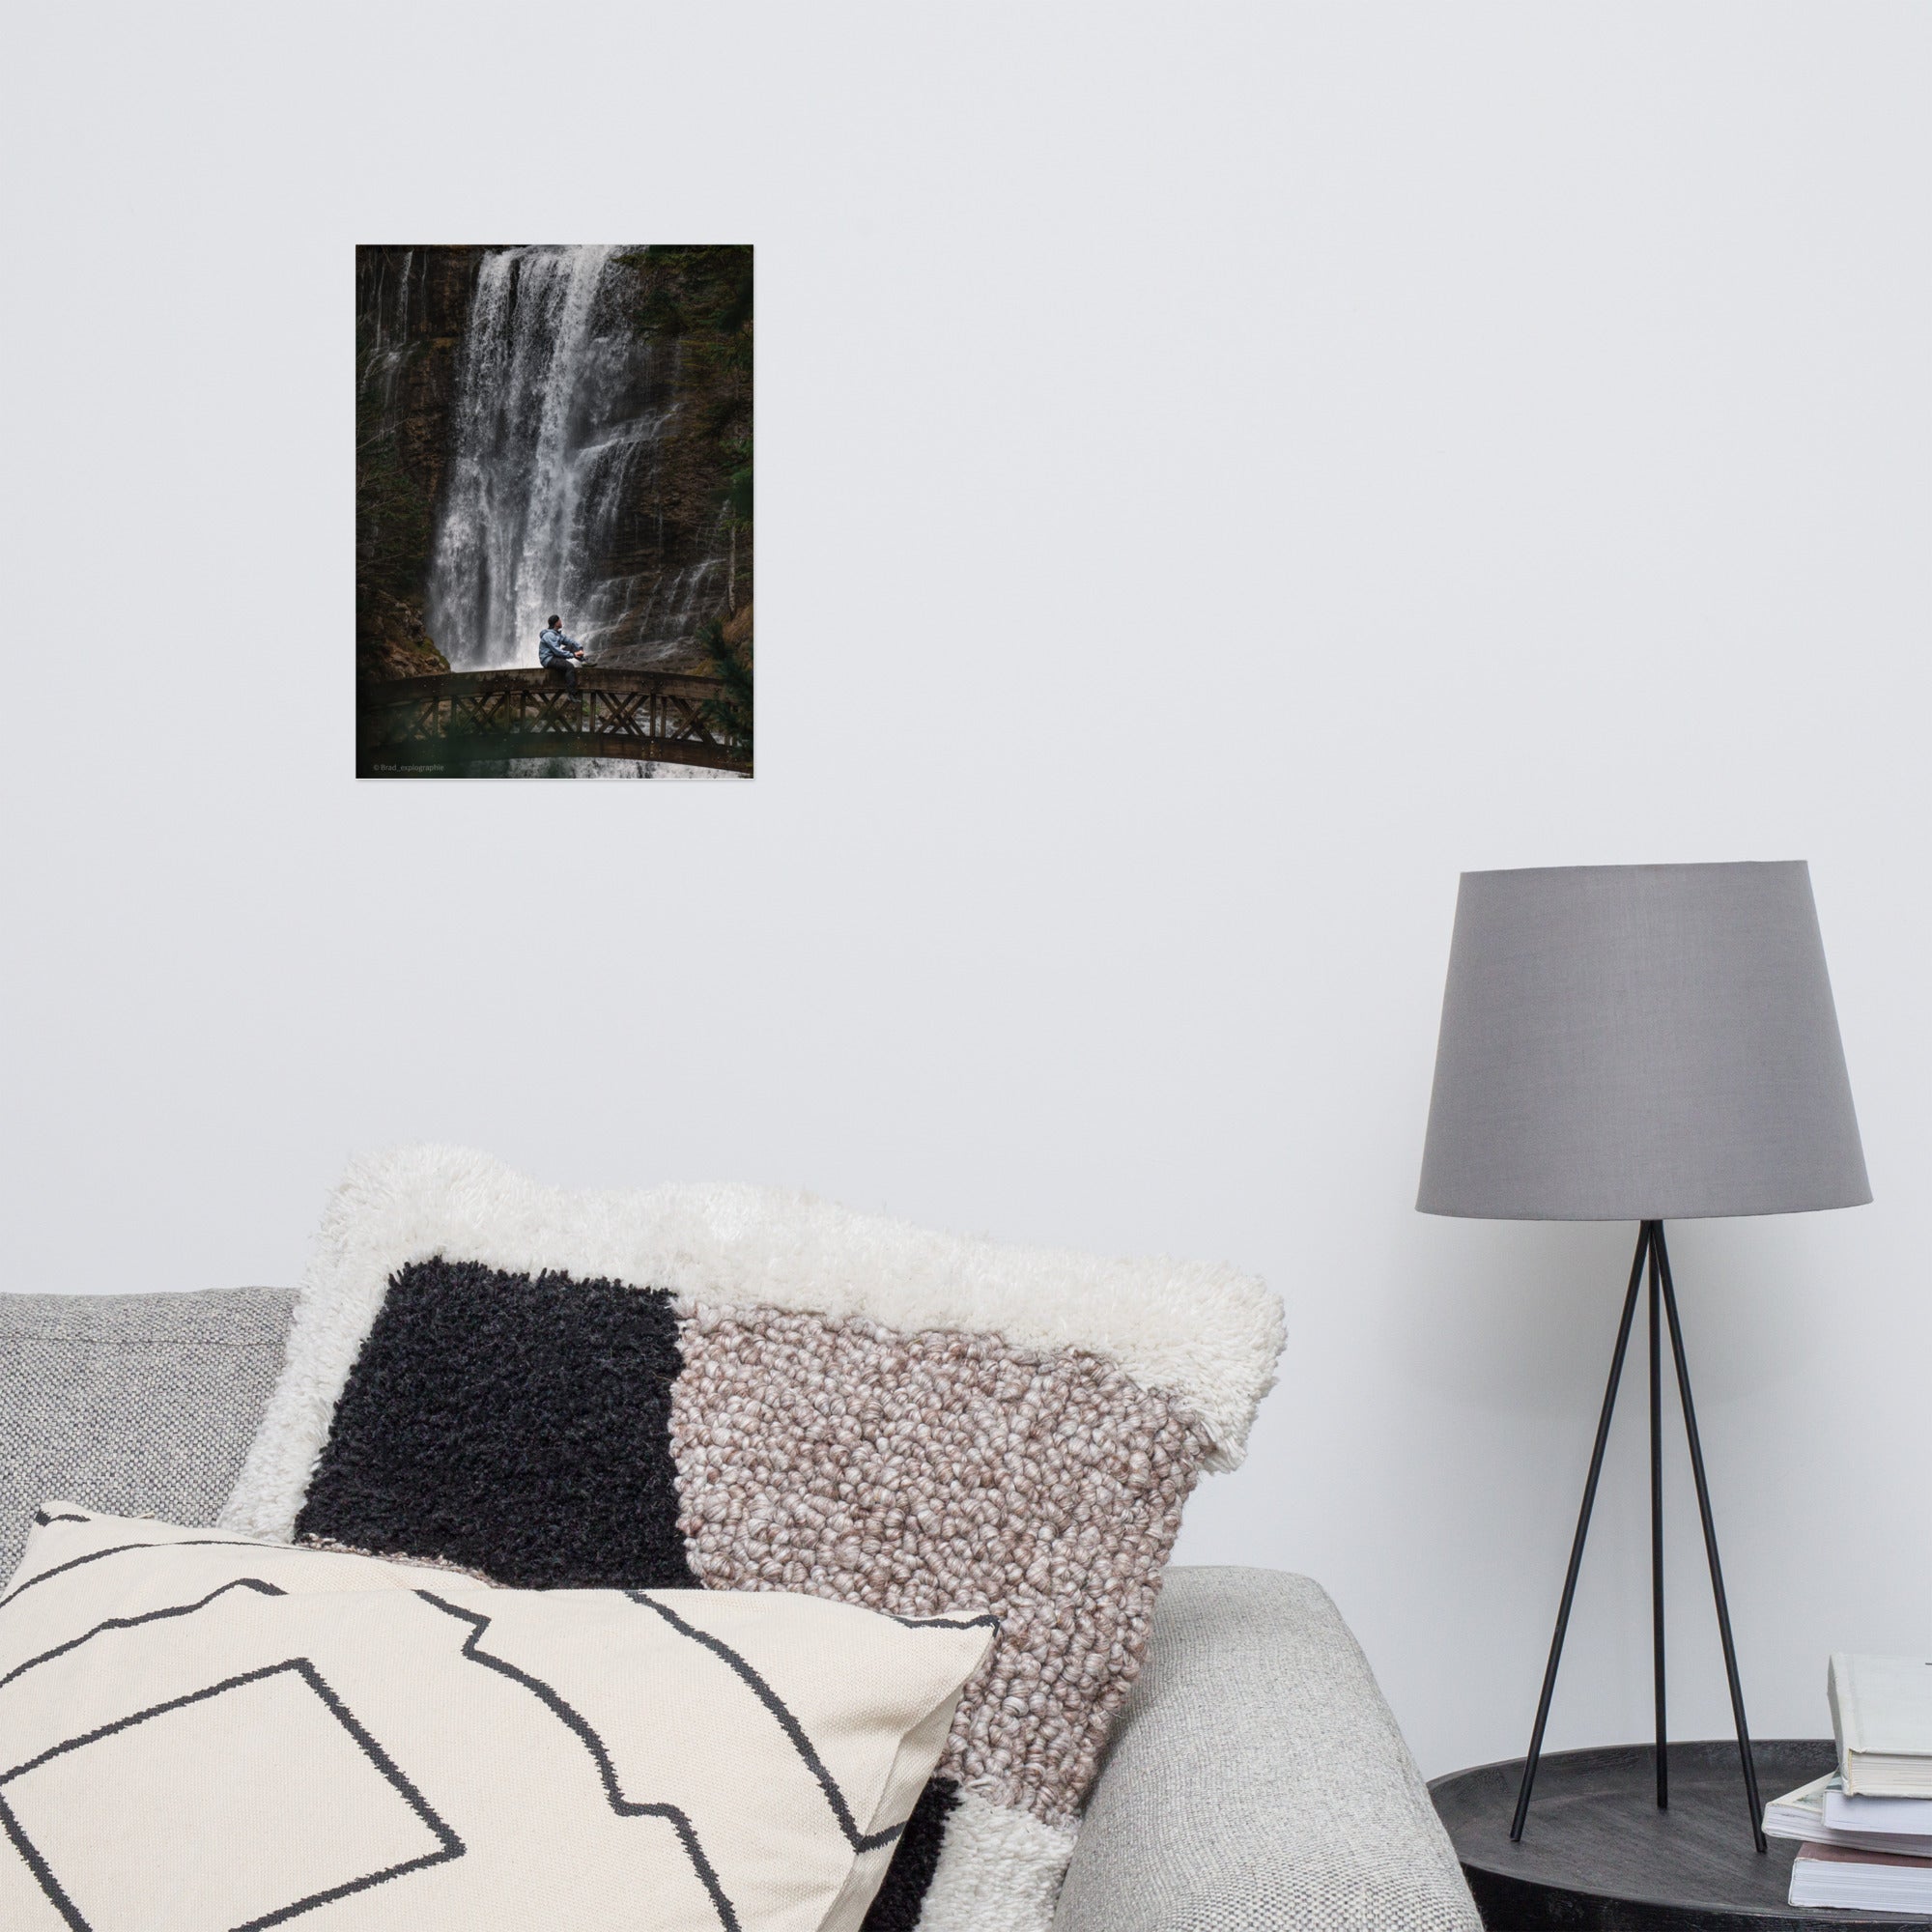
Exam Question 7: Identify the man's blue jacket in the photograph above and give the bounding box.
[538,627,583,668]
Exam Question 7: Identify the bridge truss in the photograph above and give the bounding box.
[357,668,751,778]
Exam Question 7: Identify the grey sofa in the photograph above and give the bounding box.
[0,1289,1482,1931]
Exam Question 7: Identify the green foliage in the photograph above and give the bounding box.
[616,245,753,378]
[696,618,753,757]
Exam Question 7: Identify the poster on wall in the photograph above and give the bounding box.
[355,245,753,780]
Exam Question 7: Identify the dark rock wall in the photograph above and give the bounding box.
[355,246,482,681]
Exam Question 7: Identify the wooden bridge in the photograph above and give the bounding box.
[357,668,750,777]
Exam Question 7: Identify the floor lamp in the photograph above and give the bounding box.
[1417,862,1869,1849]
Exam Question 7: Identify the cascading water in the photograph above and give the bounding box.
[426,245,724,669]
[358,248,414,418]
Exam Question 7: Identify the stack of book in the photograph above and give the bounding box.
[1762,1654,1932,1913]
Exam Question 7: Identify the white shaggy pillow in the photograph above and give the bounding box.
[220,1147,1286,1932]
[0,1506,994,1932]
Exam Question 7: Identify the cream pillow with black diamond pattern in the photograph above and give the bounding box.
[0,1506,995,1932]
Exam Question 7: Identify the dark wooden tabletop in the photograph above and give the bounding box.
[1432,1740,1932,1929]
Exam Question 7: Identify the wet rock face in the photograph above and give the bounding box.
[584,245,753,668]
[355,246,483,680]
[355,244,751,681]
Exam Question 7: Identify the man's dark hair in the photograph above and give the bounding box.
[549,614,560,627]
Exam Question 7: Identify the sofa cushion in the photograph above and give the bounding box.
[1054,1567,1481,1932]
[219,1146,1285,1932]
[0,1290,294,1585]
[0,1506,994,1932]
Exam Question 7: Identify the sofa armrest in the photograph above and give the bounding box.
[0,1290,294,1584]
[1054,1566,1479,1932]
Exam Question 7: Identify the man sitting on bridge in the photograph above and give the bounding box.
[538,615,589,692]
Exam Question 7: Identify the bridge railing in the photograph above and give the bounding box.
[357,667,751,776]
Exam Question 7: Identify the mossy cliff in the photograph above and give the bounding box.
[355,246,479,681]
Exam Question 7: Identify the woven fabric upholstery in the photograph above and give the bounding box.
[0,1290,293,1582]
[1054,1567,1480,1932]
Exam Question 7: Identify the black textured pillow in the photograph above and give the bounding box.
[298,1261,696,1589]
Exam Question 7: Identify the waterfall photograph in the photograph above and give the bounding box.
[355,244,753,780]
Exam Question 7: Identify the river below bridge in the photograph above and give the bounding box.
[477,757,746,781]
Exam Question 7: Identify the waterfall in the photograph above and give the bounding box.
[426,244,721,670]
[358,247,413,416]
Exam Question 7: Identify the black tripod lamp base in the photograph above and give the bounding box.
[1508,1221,1766,1854]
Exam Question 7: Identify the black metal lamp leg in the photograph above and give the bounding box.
[1649,1223,1667,1810]
[1654,1225,1768,1854]
[1509,1224,1652,1842]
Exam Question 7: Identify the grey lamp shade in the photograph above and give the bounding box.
[1417,863,1869,1221]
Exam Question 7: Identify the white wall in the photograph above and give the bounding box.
[3,2,1926,1779]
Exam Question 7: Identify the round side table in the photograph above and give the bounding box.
[1431,1740,1932,1929]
